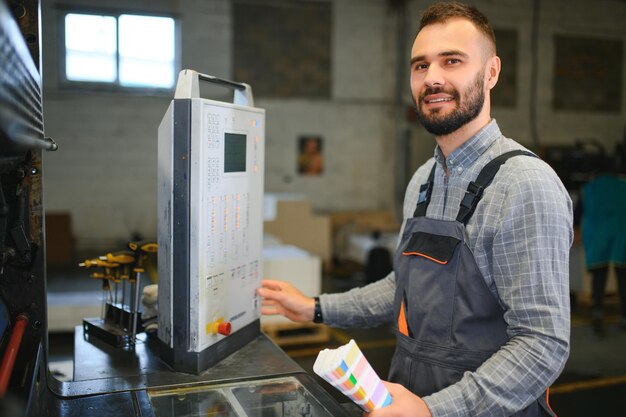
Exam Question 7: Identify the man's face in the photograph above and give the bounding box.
[414,68,485,136]
[410,18,492,136]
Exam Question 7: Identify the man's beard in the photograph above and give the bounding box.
[414,71,486,136]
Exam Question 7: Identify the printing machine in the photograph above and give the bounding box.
[0,2,358,415]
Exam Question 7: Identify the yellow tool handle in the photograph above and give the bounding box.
[141,242,158,253]
[128,240,158,253]
[100,251,135,264]
[79,259,118,268]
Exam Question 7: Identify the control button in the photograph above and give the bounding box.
[218,322,231,336]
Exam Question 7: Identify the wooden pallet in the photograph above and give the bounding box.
[261,321,330,347]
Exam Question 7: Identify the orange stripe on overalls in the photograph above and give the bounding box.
[398,300,409,336]
[402,251,449,265]
[546,387,557,416]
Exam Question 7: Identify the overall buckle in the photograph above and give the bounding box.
[460,181,484,211]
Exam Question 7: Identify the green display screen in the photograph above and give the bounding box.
[224,133,246,173]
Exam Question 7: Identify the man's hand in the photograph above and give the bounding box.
[257,279,315,322]
[365,381,433,417]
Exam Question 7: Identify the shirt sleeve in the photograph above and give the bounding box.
[424,166,573,417]
[319,160,434,329]
[320,271,396,328]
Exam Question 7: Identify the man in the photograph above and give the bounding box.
[258,2,572,416]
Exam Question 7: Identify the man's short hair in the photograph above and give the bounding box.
[419,1,497,55]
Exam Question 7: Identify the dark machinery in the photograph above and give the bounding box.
[0,0,53,415]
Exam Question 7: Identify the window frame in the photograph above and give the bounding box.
[58,7,181,94]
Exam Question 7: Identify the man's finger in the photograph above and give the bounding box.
[261,279,283,290]
[260,306,281,315]
[261,299,278,307]
[258,287,287,303]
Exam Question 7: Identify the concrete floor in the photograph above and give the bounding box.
[47,269,626,416]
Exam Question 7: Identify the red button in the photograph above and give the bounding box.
[217,322,231,336]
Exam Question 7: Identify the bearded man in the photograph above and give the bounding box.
[258,2,572,416]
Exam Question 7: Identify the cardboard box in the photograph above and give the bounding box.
[264,198,331,269]
[45,213,75,267]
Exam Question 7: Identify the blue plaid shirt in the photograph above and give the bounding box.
[321,120,572,416]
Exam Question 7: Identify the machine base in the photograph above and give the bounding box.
[158,319,261,374]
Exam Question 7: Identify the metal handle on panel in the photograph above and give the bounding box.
[173,69,254,107]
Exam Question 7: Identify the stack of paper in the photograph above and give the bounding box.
[313,339,392,412]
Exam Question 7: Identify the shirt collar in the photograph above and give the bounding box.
[433,119,501,169]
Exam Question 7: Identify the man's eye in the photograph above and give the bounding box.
[446,58,461,65]
[413,63,428,71]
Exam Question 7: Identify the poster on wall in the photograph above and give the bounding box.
[297,136,323,176]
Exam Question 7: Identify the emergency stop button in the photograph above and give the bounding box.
[217,322,231,336]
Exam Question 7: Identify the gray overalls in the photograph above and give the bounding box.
[388,151,556,416]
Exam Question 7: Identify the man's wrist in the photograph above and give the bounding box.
[313,296,323,323]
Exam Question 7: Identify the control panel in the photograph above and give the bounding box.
[191,102,264,350]
[157,70,265,372]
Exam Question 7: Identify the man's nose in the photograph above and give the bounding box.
[423,65,444,88]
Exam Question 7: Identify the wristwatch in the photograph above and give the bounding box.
[313,296,323,323]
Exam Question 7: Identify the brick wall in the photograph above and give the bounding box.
[41,0,626,252]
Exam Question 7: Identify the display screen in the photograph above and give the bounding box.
[224,133,247,173]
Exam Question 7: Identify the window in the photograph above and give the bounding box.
[63,12,177,90]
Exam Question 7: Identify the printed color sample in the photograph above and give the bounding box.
[313,339,392,412]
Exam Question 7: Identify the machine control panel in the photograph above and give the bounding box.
[190,102,264,351]
[158,70,265,363]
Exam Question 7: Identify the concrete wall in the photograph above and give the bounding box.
[41,0,626,253]
[405,0,626,172]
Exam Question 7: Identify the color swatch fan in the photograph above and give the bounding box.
[313,339,392,412]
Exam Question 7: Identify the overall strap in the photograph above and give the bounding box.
[456,150,537,224]
[413,161,437,218]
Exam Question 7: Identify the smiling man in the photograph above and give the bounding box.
[410,4,499,155]
[258,3,573,416]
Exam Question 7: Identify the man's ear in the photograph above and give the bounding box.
[486,55,501,90]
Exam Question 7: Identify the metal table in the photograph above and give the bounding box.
[45,326,359,416]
